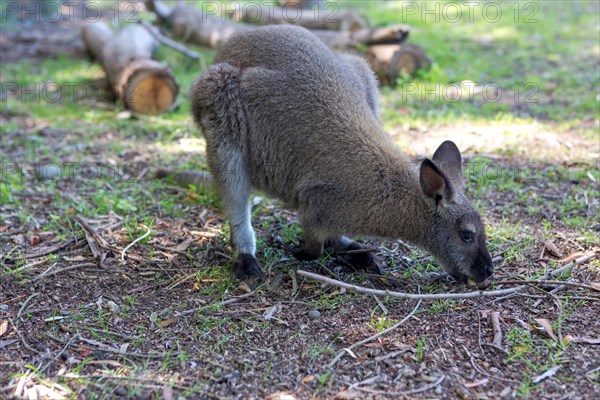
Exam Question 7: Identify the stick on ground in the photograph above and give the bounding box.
[327,299,422,368]
[490,311,503,348]
[297,251,597,301]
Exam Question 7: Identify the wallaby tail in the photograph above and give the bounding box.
[190,62,248,145]
[153,169,215,190]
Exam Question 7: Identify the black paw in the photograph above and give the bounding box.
[292,247,323,261]
[338,243,383,274]
[230,254,264,290]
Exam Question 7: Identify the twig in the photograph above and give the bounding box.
[327,299,422,368]
[490,279,599,292]
[289,269,299,296]
[28,263,97,282]
[533,284,567,308]
[121,225,151,263]
[13,257,51,272]
[0,295,26,306]
[46,334,177,359]
[481,342,509,355]
[174,291,257,317]
[372,294,388,315]
[16,293,39,322]
[297,251,597,301]
[40,334,80,373]
[7,318,40,354]
[335,248,377,255]
[73,216,115,251]
[520,294,600,301]
[353,375,446,396]
[140,21,200,60]
[490,311,503,348]
[5,237,83,261]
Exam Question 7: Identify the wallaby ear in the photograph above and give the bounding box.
[432,140,463,183]
[420,159,454,204]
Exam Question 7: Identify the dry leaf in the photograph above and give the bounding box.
[63,255,86,262]
[160,318,177,328]
[564,335,600,345]
[87,360,124,367]
[532,366,560,384]
[266,392,296,400]
[534,318,557,341]
[334,390,363,400]
[0,320,8,337]
[174,237,194,252]
[44,316,65,322]
[543,240,563,258]
[463,378,489,388]
[0,339,19,349]
[0,225,9,233]
[263,305,280,320]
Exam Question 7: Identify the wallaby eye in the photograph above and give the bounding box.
[460,230,475,242]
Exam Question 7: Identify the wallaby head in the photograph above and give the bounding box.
[418,140,493,283]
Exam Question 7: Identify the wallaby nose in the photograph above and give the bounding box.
[485,263,494,278]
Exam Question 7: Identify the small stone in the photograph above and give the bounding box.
[0,304,9,312]
[116,111,132,120]
[35,164,61,181]
[308,310,321,320]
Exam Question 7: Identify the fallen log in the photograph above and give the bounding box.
[366,44,431,85]
[169,5,254,48]
[146,1,429,85]
[81,22,179,115]
[281,0,326,9]
[228,3,369,31]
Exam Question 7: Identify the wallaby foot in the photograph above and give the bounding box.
[292,239,324,261]
[327,238,382,274]
[231,253,264,289]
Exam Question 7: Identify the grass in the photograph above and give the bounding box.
[1,1,598,398]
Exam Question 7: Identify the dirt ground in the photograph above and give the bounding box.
[1,1,599,399]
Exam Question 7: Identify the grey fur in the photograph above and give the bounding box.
[189,25,493,286]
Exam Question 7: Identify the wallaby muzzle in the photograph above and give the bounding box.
[470,248,494,283]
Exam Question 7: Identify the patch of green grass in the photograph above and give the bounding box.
[506,325,571,397]
[357,0,600,123]
[428,299,457,315]
[415,335,427,362]
[370,314,398,332]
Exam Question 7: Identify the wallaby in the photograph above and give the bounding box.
[182,25,493,288]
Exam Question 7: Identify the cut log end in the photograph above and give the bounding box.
[368,44,431,86]
[125,71,178,114]
[119,60,179,115]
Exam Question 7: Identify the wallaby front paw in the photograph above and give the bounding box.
[231,254,264,290]
[292,247,323,261]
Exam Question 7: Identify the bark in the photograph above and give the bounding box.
[228,3,369,31]
[81,22,179,115]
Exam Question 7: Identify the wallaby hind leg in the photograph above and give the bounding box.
[325,236,383,274]
[213,152,263,289]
